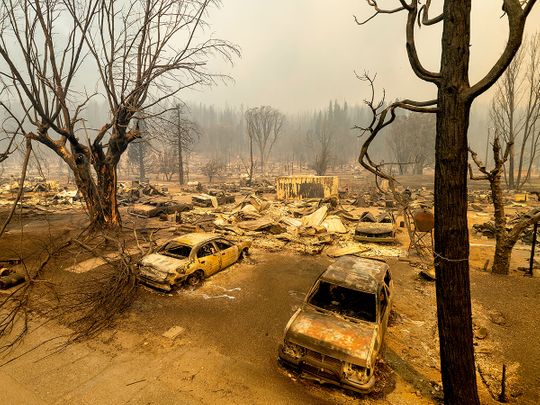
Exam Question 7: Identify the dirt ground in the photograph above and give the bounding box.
[0,177,539,404]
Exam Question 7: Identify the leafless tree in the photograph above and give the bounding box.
[0,139,32,238]
[491,34,540,190]
[469,134,540,274]
[387,112,435,175]
[355,1,537,403]
[242,112,255,185]
[156,149,176,181]
[386,115,411,175]
[165,105,199,185]
[127,118,152,183]
[245,106,285,175]
[490,49,523,189]
[307,111,333,176]
[201,158,223,183]
[0,131,19,164]
[0,0,239,228]
[136,107,198,183]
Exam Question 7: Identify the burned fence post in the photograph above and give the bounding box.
[528,222,538,277]
[498,364,507,403]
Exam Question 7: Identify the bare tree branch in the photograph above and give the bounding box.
[0,139,32,238]
[354,73,436,181]
[354,0,406,25]
[419,0,444,26]
[466,0,537,99]
[356,1,441,83]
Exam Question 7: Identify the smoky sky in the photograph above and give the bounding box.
[186,0,540,113]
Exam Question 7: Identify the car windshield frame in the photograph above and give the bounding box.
[158,242,193,259]
[307,280,378,323]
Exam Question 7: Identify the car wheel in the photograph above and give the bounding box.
[187,270,204,287]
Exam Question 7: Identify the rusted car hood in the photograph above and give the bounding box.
[139,253,188,281]
[286,307,377,366]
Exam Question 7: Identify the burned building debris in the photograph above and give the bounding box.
[276,176,339,200]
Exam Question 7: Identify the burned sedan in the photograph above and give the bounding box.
[138,233,251,291]
[354,211,396,243]
[278,256,394,393]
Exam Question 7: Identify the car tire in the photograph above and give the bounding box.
[187,270,204,287]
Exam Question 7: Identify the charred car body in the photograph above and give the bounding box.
[192,191,235,208]
[278,256,393,393]
[354,211,396,243]
[138,233,251,291]
[127,201,192,218]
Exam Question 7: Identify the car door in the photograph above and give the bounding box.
[214,239,239,270]
[383,269,394,307]
[194,242,221,276]
[378,285,391,343]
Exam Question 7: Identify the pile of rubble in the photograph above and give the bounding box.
[0,178,59,193]
[169,193,404,257]
[0,178,83,211]
[118,181,167,204]
[0,175,409,258]
[472,210,540,244]
[183,178,275,196]
[468,189,540,211]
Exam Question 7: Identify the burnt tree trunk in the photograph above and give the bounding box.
[507,75,516,189]
[434,2,480,404]
[249,134,254,185]
[492,239,513,275]
[71,159,121,228]
[414,161,424,175]
[259,145,265,175]
[508,141,515,189]
[516,133,527,189]
[177,108,185,185]
[177,137,184,185]
[470,136,539,275]
[49,124,131,229]
[137,142,145,183]
[491,164,512,275]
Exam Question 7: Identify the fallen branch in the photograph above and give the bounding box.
[59,238,139,345]
[0,238,71,353]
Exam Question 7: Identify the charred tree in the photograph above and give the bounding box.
[128,118,150,183]
[245,106,285,174]
[170,106,198,186]
[307,111,334,176]
[244,112,256,184]
[491,34,540,190]
[0,0,238,228]
[469,136,540,274]
[177,130,184,185]
[387,113,435,175]
[356,1,537,403]
[158,149,176,181]
[202,159,223,183]
[152,106,198,183]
